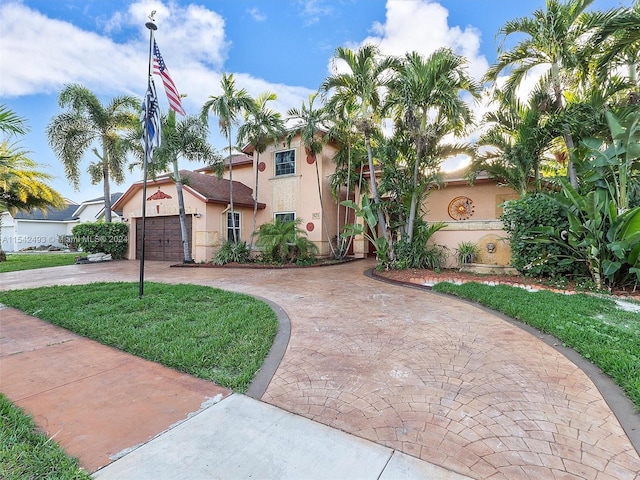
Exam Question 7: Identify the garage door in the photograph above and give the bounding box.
[136,215,192,261]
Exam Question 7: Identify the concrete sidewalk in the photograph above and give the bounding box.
[94,394,470,480]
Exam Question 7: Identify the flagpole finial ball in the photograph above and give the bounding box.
[145,21,157,31]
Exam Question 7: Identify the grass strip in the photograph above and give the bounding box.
[0,394,91,480]
[432,282,640,410]
[0,253,78,273]
[0,282,279,393]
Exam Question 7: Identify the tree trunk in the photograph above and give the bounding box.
[228,135,237,243]
[364,132,392,261]
[173,163,193,263]
[406,141,423,243]
[102,158,112,223]
[249,151,260,251]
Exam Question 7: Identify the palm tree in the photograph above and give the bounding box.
[287,92,337,258]
[484,0,614,189]
[0,142,65,214]
[201,73,254,243]
[471,98,553,195]
[326,99,367,257]
[385,48,480,241]
[320,45,395,253]
[0,104,29,137]
[46,84,139,222]
[236,92,285,250]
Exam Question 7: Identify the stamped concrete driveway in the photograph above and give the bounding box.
[2,259,639,479]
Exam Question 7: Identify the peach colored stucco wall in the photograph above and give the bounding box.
[424,182,519,267]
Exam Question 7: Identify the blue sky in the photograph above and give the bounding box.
[0,0,629,203]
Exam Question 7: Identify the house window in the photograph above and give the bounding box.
[227,211,241,242]
[275,212,295,224]
[275,149,295,176]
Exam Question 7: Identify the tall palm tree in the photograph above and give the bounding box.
[201,73,254,243]
[320,45,395,252]
[484,0,614,189]
[287,92,337,258]
[236,92,285,250]
[46,84,139,222]
[326,99,367,257]
[385,48,480,241]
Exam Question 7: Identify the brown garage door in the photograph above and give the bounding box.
[136,215,192,261]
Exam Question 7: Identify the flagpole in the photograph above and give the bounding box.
[139,15,157,298]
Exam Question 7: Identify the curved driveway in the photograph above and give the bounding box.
[2,259,639,479]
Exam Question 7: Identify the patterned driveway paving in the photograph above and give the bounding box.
[1,259,638,479]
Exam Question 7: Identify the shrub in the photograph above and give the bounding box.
[255,219,318,264]
[213,240,250,265]
[71,222,128,259]
[455,241,479,267]
[500,193,584,278]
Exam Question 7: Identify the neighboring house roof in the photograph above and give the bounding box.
[72,193,124,218]
[113,170,265,211]
[13,202,79,221]
[195,154,253,174]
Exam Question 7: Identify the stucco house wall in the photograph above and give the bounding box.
[424,171,520,267]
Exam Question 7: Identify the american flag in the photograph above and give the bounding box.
[141,77,162,157]
[153,40,186,116]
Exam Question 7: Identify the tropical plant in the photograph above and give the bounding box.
[0,142,64,215]
[391,219,448,270]
[213,239,251,265]
[341,196,390,268]
[455,241,480,267]
[0,104,29,137]
[46,84,139,222]
[70,222,129,259]
[529,111,640,289]
[500,193,581,278]
[287,92,337,258]
[470,98,556,195]
[237,92,285,251]
[321,45,395,257]
[385,48,480,242]
[201,73,255,243]
[255,218,318,264]
[484,0,617,189]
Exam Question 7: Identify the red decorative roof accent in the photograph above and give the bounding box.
[147,190,172,201]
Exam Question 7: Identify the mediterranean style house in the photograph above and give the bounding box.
[113,132,344,262]
[113,132,519,266]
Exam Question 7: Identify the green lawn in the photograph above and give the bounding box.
[0,253,79,273]
[0,394,91,480]
[432,282,640,410]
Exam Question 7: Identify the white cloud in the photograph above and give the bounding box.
[247,7,267,22]
[362,0,488,81]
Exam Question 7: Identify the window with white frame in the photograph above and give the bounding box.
[275,212,295,224]
[226,211,241,242]
[275,149,295,176]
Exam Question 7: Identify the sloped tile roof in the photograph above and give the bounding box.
[14,202,79,221]
[179,170,262,209]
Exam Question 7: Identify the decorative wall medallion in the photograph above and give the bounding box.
[306,154,315,164]
[258,161,266,172]
[147,190,172,201]
[448,196,474,220]
[306,222,315,232]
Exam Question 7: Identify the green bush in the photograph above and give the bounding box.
[501,193,585,278]
[255,219,318,264]
[213,240,250,265]
[71,222,129,259]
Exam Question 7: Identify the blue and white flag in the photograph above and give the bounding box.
[141,77,161,157]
